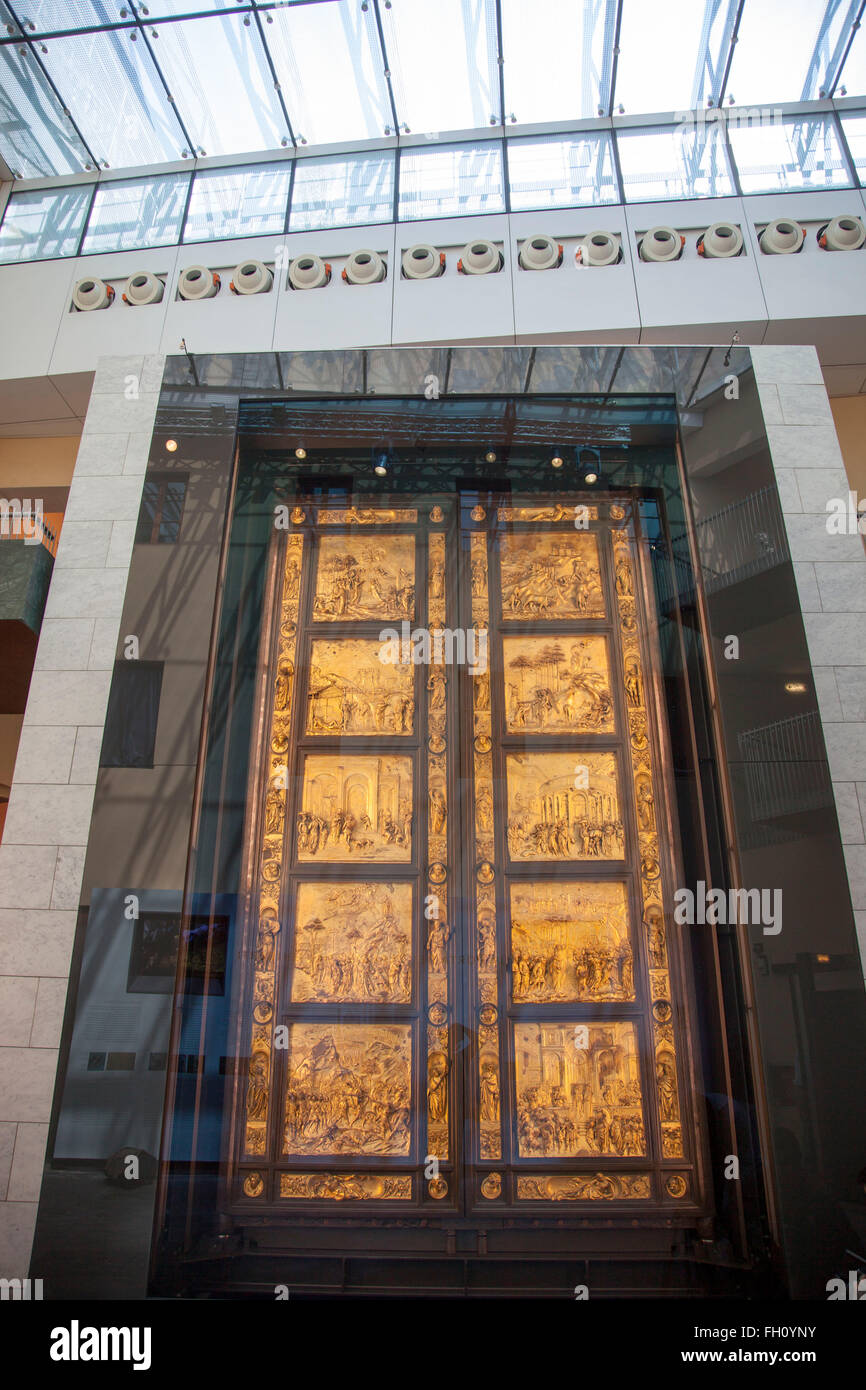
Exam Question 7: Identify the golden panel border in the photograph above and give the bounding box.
[243,532,303,1159]
[280,1173,413,1200]
[517,1173,652,1201]
[612,515,685,1159]
[426,528,450,1162]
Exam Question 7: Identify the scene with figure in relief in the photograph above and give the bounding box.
[297,754,413,862]
[499,531,605,619]
[283,1023,412,1157]
[306,639,414,735]
[503,634,614,733]
[290,881,413,1003]
[313,535,415,621]
[514,1021,646,1158]
[510,880,634,1002]
[506,751,624,861]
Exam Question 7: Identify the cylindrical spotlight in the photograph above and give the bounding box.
[577,447,602,485]
[372,446,391,477]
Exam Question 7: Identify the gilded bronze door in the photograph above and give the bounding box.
[230,491,708,1229]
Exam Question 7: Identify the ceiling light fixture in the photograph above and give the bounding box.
[295,446,306,460]
[165,439,178,453]
[485,450,497,463]
[372,446,391,477]
[577,446,602,486]
[550,452,564,469]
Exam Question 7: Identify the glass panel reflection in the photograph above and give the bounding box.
[38,28,186,166]
[725,0,855,104]
[840,112,866,180]
[617,121,735,201]
[265,0,391,145]
[398,142,505,220]
[183,164,291,242]
[501,0,615,121]
[81,172,190,253]
[381,0,499,134]
[149,14,288,156]
[0,184,91,262]
[289,152,395,232]
[614,0,737,114]
[729,114,852,193]
[507,132,618,211]
[0,42,91,177]
[8,0,129,31]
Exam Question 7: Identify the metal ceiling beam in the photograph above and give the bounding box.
[830,0,866,93]
[716,0,746,106]
[371,0,401,138]
[607,0,624,117]
[801,0,859,99]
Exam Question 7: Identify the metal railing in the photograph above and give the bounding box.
[738,710,833,821]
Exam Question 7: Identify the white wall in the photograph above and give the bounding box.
[1,189,865,382]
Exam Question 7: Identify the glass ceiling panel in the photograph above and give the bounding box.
[729,113,851,193]
[128,0,240,14]
[725,0,854,105]
[837,22,866,98]
[617,122,734,201]
[149,14,288,156]
[0,41,91,175]
[265,0,391,145]
[614,0,738,116]
[182,162,291,242]
[37,28,186,164]
[840,113,866,178]
[381,0,499,134]
[5,0,129,31]
[81,170,189,252]
[507,131,617,211]
[501,0,615,122]
[0,184,91,262]
[289,151,395,232]
[398,142,504,220]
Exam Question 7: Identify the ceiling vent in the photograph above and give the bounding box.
[288,254,331,289]
[697,222,744,258]
[518,234,562,271]
[178,265,221,300]
[122,271,164,306]
[401,244,446,279]
[458,239,503,275]
[638,225,685,262]
[230,259,273,294]
[759,218,806,255]
[817,215,866,251]
[343,249,387,284]
[577,230,622,266]
[72,277,115,311]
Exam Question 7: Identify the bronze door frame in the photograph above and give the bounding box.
[220,484,713,1236]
